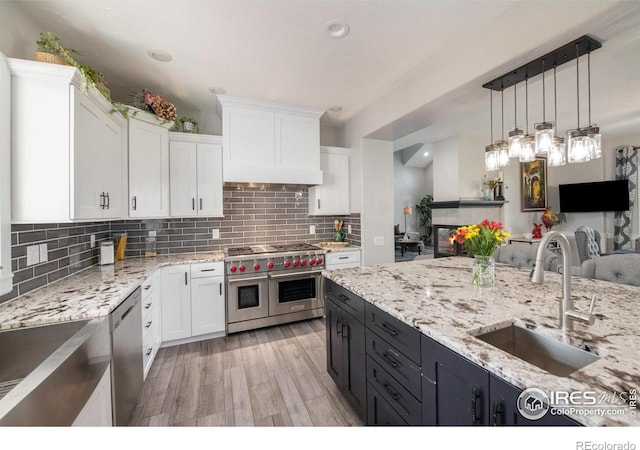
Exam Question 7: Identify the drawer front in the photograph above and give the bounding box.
[141,276,154,300]
[367,383,407,426]
[141,294,155,324]
[366,329,421,399]
[365,303,421,364]
[367,357,422,425]
[324,278,365,323]
[190,261,224,279]
[326,251,361,266]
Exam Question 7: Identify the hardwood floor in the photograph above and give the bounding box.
[128,318,364,427]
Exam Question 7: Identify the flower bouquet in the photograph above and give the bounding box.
[454,220,510,287]
[131,89,177,121]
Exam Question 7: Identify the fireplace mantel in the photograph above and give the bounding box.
[425,200,507,209]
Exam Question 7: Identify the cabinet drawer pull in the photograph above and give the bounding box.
[144,302,152,309]
[185,272,188,285]
[200,198,203,210]
[336,319,342,335]
[317,199,320,209]
[145,321,152,328]
[200,268,217,272]
[192,198,195,210]
[219,282,222,296]
[380,322,399,337]
[105,192,110,209]
[338,293,350,302]
[471,388,482,425]
[382,351,399,368]
[143,284,151,291]
[382,382,399,401]
[491,401,504,426]
[146,347,153,356]
[132,196,137,210]
[99,192,105,209]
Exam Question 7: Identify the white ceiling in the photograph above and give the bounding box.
[7,0,640,156]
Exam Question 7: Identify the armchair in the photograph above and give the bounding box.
[493,242,560,272]
[575,226,603,264]
[580,253,640,286]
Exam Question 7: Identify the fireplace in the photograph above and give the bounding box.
[433,224,467,258]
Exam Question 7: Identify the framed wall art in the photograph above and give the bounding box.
[520,157,547,211]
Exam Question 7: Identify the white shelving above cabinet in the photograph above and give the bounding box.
[217,95,324,185]
[8,58,127,223]
[169,132,223,217]
[309,146,351,215]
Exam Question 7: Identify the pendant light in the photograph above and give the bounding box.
[586,50,601,159]
[508,81,524,158]
[548,65,566,167]
[567,43,591,163]
[534,59,555,155]
[485,85,500,172]
[496,89,510,167]
[519,76,536,162]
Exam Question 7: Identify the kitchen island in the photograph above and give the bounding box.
[322,256,639,426]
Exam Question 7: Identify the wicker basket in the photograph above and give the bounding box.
[34,51,68,65]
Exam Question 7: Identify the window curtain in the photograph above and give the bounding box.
[614,146,638,250]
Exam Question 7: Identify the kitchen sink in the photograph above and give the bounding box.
[0,318,110,425]
[470,321,602,377]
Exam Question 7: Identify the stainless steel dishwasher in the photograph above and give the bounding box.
[110,286,143,426]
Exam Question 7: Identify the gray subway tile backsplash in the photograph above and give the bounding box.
[1,186,360,304]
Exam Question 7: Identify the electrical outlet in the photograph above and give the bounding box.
[149,230,156,237]
[348,224,352,234]
[90,234,96,248]
[27,245,40,266]
[39,243,48,262]
[211,229,220,239]
[309,225,315,234]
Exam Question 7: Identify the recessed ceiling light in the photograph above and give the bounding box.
[325,20,350,39]
[147,49,172,62]
[209,87,227,95]
[424,152,429,156]
[328,105,343,112]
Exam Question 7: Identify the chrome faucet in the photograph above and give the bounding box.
[531,231,596,332]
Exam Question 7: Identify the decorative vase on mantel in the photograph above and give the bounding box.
[472,255,495,287]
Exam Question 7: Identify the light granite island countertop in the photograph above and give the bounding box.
[322,256,640,426]
[0,251,224,331]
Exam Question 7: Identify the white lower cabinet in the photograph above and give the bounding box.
[72,364,112,427]
[160,262,226,346]
[325,250,361,270]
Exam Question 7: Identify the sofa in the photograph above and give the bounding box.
[579,253,640,286]
[493,242,560,272]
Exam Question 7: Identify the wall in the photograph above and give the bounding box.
[432,137,459,201]
[0,187,361,304]
[393,152,429,235]
[361,139,394,265]
[0,3,40,59]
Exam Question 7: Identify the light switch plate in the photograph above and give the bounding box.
[348,224,352,234]
[27,245,39,266]
[149,230,156,237]
[374,236,385,247]
[90,234,96,248]
[309,225,315,234]
[211,229,220,239]
[39,243,48,262]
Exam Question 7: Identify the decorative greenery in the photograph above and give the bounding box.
[36,31,111,102]
[130,89,177,121]
[415,195,433,245]
[177,116,199,133]
[482,175,502,190]
[454,220,510,257]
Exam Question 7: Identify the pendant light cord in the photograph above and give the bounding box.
[542,59,546,121]
[588,50,592,125]
[525,77,529,134]
[513,78,517,127]
[501,89,504,139]
[554,65,558,127]
[576,43,580,128]
[490,85,493,142]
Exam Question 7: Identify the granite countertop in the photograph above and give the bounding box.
[322,257,640,426]
[315,243,361,252]
[0,251,224,331]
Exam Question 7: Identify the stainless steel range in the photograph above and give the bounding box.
[225,243,326,333]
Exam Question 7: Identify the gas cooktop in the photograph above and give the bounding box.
[226,243,321,257]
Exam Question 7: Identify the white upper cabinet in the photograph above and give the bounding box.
[217,95,324,185]
[0,53,12,296]
[8,58,127,223]
[309,146,351,215]
[169,133,223,217]
[128,112,170,218]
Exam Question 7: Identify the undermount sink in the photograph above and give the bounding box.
[470,321,602,377]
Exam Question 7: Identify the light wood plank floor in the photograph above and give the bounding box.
[128,318,364,427]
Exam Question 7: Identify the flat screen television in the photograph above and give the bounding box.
[559,180,630,212]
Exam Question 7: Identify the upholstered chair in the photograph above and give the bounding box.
[575,226,603,264]
[493,242,560,272]
[579,253,640,286]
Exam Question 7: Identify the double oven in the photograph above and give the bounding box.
[225,244,326,333]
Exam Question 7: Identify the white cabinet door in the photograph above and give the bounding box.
[160,265,191,342]
[309,147,351,215]
[101,115,126,219]
[169,140,198,216]
[128,117,169,217]
[190,275,225,336]
[197,143,223,217]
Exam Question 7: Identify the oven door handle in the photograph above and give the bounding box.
[269,271,323,279]
[227,275,269,283]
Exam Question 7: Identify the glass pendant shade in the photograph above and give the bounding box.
[534,122,555,154]
[567,129,591,163]
[519,135,536,162]
[508,128,524,158]
[587,125,601,159]
[485,144,500,172]
[548,136,566,167]
[496,140,510,167]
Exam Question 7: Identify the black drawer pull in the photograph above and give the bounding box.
[382,351,399,368]
[144,302,152,309]
[471,388,482,425]
[382,382,399,401]
[338,294,350,302]
[146,347,153,356]
[336,319,342,335]
[380,322,399,337]
[145,321,152,328]
[492,401,504,426]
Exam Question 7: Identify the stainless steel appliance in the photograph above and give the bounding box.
[110,286,143,426]
[225,243,325,333]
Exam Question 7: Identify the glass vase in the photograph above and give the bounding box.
[472,255,495,287]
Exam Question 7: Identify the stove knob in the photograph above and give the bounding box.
[267,262,274,269]
[293,260,300,267]
[301,259,307,266]
[239,265,246,272]
[230,266,237,273]
[317,257,323,265]
[254,263,261,271]
[284,260,291,268]
[310,258,316,265]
